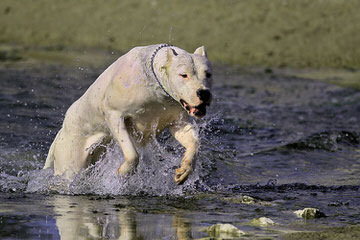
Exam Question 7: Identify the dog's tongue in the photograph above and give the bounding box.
[190,107,196,115]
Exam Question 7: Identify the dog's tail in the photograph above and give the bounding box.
[43,129,62,169]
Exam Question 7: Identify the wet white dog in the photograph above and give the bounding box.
[44,44,213,184]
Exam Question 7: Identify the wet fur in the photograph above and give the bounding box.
[44,44,212,184]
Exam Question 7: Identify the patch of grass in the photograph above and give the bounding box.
[0,47,22,61]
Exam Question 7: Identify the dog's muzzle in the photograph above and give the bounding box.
[197,89,212,104]
[180,90,212,118]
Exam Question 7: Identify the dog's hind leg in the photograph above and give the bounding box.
[53,130,106,179]
[44,129,63,169]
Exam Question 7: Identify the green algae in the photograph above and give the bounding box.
[222,195,273,206]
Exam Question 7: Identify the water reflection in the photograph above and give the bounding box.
[51,196,195,240]
[173,214,192,240]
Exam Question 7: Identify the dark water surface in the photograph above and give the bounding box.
[0,61,360,239]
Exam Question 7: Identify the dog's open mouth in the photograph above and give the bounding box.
[180,99,208,118]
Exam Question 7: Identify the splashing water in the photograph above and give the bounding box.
[23,114,220,196]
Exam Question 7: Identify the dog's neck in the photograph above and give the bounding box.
[146,44,177,102]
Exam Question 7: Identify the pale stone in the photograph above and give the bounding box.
[201,223,245,238]
[251,217,275,226]
[294,208,326,219]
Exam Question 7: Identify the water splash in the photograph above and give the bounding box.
[24,115,221,196]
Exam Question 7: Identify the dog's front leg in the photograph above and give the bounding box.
[106,111,139,175]
[170,123,199,184]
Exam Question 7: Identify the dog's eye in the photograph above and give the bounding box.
[179,74,188,78]
[205,72,212,78]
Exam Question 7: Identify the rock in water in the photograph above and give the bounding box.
[201,223,245,238]
[294,208,326,219]
[251,217,275,226]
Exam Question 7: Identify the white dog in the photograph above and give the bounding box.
[43,44,213,184]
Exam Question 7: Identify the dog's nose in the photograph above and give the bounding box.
[197,89,212,103]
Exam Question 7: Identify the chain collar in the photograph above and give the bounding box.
[150,43,174,100]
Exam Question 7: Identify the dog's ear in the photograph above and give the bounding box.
[194,46,207,57]
[160,48,177,72]
[167,48,178,61]
[162,48,177,69]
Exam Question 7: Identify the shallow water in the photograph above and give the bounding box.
[0,62,360,239]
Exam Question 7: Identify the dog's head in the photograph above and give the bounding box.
[156,46,213,118]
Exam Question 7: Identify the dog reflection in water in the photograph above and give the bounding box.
[52,196,193,240]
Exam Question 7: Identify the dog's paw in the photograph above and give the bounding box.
[117,162,136,176]
[174,165,192,185]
